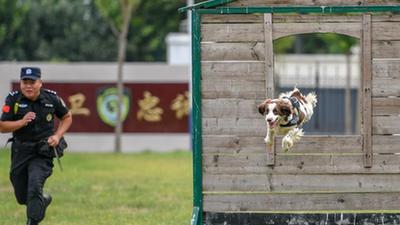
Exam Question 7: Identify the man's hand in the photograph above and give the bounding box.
[48,112,72,147]
[0,112,36,133]
[21,112,36,126]
[47,134,60,147]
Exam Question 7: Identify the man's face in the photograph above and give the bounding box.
[20,79,42,100]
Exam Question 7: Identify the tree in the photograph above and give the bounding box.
[0,0,28,60]
[95,0,140,153]
[0,0,118,61]
[125,0,186,61]
[0,0,186,62]
[274,33,358,54]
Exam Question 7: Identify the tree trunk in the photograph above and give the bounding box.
[114,1,133,153]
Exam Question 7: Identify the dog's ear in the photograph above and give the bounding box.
[276,100,292,116]
[257,103,265,115]
[257,99,271,115]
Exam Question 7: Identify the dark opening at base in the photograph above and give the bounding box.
[204,212,400,225]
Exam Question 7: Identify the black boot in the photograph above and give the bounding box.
[42,193,52,220]
[27,218,39,225]
[43,193,52,209]
[26,194,52,225]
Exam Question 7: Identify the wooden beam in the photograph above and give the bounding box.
[202,135,400,155]
[264,13,275,166]
[201,14,400,24]
[362,14,373,168]
[203,174,400,192]
[203,154,400,175]
[264,13,275,99]
[204,192,400,212]
[201,62,265,81]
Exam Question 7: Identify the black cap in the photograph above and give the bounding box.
[20,67,41,80]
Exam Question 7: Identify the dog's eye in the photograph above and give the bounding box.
[265,109,269,114]
[273,109,278,115]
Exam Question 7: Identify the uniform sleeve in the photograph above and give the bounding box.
[1,95,15,121]
[53,95,69,119]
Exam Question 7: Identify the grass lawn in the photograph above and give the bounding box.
[0,150,193,225]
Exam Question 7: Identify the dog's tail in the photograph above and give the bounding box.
[306,92,317,108]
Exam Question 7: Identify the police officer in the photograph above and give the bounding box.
[0,67,72,225]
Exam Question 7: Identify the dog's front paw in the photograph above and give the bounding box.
[282,137,294,152]
[264,136,270,144]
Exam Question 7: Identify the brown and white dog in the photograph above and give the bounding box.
[257,88,317,151]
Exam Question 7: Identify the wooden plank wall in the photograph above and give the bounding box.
[201,14,400,213]
[227,0,400,7]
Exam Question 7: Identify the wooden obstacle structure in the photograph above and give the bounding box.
[181,1,400,224]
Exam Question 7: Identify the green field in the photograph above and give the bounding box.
[0,150,192,225]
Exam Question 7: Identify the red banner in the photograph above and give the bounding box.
[12,82,189,133]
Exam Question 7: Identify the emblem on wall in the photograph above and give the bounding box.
[96,87,131,127]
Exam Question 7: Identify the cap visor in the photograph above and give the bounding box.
[21,75,39,80]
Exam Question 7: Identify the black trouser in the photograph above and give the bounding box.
[10,141,53,222]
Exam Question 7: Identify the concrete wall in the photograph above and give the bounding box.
[0,62,190,152]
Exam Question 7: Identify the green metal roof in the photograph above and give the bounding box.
[198,5,400,14]
[179,0,400,13]
[178,0,236,12]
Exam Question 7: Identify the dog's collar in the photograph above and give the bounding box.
[280,96,301,128]
[280,114,299,127]
[282,96,300,109]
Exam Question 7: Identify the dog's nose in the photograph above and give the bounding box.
[267,119,272,123]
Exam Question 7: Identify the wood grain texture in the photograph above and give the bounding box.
[201,61,265,81]
[201,14,400,24]
[203,135,265,155]
[362,14,373,167]
[373,135,400,153]
[263,52,274,160]
[201,22,362,42]
[372,77,400,97]
[203,135,400,154]
[202,23,264,42]
[274,135,363,153]
[204,174,400,192]
[202,99,262,118]
[373,116,400,134]
[202,79,266,99]
[202,42,265,61]
[373,41,400,58]
[202,41,400,60]
[204,192,400,212]
[373,59,400,78]
[373,22,400,41]
[203,154,400,174]
[203,118,267,136]
[264,13,275,100]
[373,97,400,116]
[372,59,400,97]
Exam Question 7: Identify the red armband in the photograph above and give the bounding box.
[2,105,10,113]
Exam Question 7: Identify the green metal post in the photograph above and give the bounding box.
[191,9,203,225]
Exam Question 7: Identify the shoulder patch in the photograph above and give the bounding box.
[44,89,57,95]
[8,91,19,97]
[2,105,10,113]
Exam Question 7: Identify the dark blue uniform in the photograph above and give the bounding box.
[1,89,69,223]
